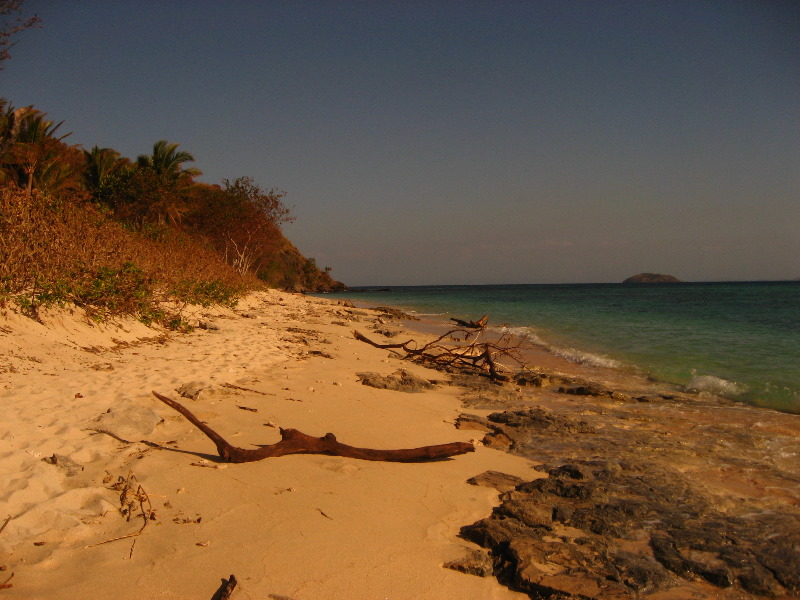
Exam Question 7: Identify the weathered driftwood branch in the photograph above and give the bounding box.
[450,315,488,329]
[354,321,518,382]
[152,391,474,463]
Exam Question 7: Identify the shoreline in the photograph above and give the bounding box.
[335,294,800,597]
[337,288,800,416]
[2,291,799,598]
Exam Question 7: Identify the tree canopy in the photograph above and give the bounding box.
[1,97,344,294]
[0,0,40,69]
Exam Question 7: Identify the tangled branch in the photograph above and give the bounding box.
[354,316,532,382]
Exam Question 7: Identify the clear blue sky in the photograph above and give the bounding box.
[3,1,798,285]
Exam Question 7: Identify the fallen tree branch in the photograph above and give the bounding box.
[450,315,488,329]
[353,322,519,382]
[152,391,474,463]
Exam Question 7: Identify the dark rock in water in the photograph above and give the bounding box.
[558,383,632,401]
[373,306,420,320]
[623,273,681,284]
[356,369,436,393]
[460,459,800,598]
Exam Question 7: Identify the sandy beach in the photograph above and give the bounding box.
[2,291,799,599]
[0,291,535,600]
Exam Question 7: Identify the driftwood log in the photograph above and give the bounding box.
[152,391,474,463]
[450,315,489,329]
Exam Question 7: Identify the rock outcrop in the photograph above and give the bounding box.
[450,379,800,599]
[461,459,799,598]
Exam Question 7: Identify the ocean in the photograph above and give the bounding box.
[325,282,800,414]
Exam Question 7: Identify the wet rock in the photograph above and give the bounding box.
[558,384,631,401]
[451,372,524,409]
[356,369,436,393]
[373,306,419,320]
[515,375,545,387]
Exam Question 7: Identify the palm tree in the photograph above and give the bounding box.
[82,145,124,195]
[136,140,201,180]
[127,140,202,225]
[1,106,71,193]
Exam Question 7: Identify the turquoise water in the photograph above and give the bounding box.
[325,282,800,413]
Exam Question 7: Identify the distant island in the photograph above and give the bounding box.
[623,273,682,284]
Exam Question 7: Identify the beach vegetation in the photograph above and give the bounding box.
[82,145,126,198]
[0,185,250,324]
[0,98,344,325]
[136,139,201,181]
[188,176,293,275]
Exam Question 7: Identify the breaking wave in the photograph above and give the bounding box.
[550,347,623,369]
[497,326,622,369]
[685,374,747,397]
[497,326,548,347]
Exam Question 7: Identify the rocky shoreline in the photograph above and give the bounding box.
[428,331,800,598]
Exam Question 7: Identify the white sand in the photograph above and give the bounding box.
[0,291,536,599]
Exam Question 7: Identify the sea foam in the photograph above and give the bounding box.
[550,347,622,369]
[685,374,746,397]
[498,326,622,369]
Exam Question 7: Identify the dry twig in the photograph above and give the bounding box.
[0,572,14,590]
[223,383,275,396]
[85,472,155,549]
[0,517,11,536]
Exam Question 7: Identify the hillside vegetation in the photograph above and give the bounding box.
[0,99,344,327]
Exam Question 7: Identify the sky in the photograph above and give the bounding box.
[2,1,799,285]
